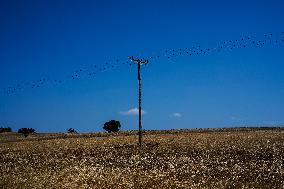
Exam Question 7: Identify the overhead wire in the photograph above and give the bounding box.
[1,32,283,95]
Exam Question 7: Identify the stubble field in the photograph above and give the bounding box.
[1,128,284,188]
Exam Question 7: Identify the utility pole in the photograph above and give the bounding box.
[129,56,149,146]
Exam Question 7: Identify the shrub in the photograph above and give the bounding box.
[18,128,35,138]
[103,120,121,133]
[0,127,12,133]
[67,128,78,134]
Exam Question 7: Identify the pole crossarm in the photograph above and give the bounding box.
[129,56,149,65]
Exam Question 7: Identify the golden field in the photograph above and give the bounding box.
[1,128,284,189]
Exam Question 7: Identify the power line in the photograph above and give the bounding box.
[1,32,283,95]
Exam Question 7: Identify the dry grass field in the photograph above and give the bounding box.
[1,128,284,189]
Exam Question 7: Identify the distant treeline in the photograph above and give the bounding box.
[0,126,283,136]
[233,126,284,130]
[0,127,36,138]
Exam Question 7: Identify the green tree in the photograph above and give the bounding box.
[103,120,121,133]
[0,127,12,133]
[67,128,78,133]
[18,128,35,138]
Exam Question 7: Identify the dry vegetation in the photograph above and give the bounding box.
[1,128,284,188]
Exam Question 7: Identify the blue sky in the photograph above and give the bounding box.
[0,0,284,132]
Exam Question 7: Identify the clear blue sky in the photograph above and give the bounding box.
[0,0,284,132]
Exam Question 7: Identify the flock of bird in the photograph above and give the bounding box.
[1,32,284,96]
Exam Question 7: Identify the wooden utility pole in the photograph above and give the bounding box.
[129,56,149,146]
